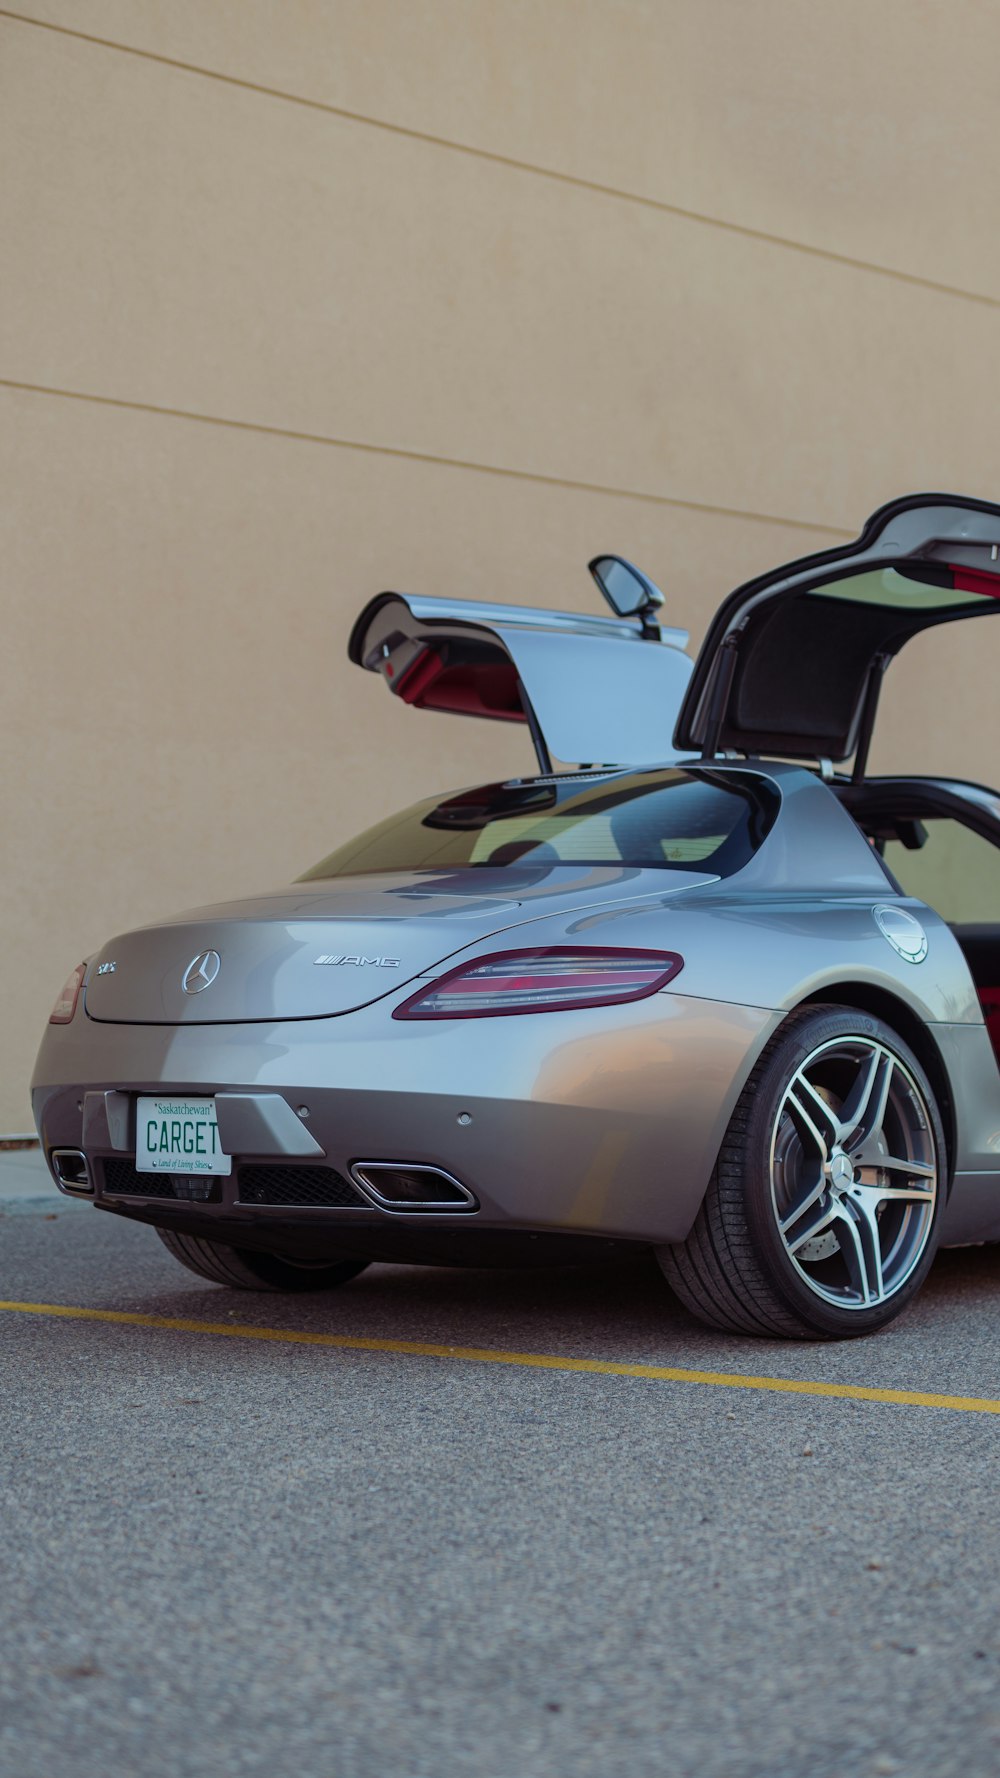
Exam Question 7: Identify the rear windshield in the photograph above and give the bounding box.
[300,769,778,879]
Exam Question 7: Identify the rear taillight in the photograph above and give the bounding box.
[49,962,86,1024]
[393,947,683,1019]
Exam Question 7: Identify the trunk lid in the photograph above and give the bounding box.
[83,866,713,1024]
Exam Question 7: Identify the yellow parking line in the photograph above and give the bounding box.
[1,1297,998,1414]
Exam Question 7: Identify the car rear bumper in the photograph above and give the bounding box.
[32,992,777,1247]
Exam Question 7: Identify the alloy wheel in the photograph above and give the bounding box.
[769,1035,938,1312]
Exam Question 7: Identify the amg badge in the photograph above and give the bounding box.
[313,954,401,967]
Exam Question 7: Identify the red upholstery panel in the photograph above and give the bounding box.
[396,648,525,723]
[948,565,1000,600]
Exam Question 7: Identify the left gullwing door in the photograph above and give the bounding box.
[348,583,693,770]
[675,492,1000,767]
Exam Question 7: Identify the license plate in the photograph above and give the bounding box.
[136,1096,232,1175]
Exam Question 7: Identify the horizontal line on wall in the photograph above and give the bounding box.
[3,7,998,312]
[0,377,851,537]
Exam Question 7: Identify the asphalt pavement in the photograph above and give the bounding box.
[3,1152,1000,1778]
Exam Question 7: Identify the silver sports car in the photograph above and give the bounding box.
[32,493,1000,1339]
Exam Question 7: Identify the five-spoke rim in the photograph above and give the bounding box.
[769,1036,938,1312]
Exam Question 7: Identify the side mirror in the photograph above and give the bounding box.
[588,555,664,637]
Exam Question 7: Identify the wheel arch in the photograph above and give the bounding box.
[794,980,956,1188]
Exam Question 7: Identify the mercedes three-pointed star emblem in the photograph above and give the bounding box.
[182,949,221,994]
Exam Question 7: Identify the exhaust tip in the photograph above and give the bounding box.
[49,1149,94,1196]
[351,1163,478,1214]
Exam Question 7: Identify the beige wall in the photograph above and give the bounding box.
[3,2,1000,1130]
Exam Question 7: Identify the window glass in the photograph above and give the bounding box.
[300,769,778,880]
[808,567,985,613]
[883,819,1000,924]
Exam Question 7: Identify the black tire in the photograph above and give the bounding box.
[657,1004,946,1340]
[156,1229,370,1292]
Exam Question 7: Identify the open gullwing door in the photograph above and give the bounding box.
[348,586,693,771]
[675,493,1000,770]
